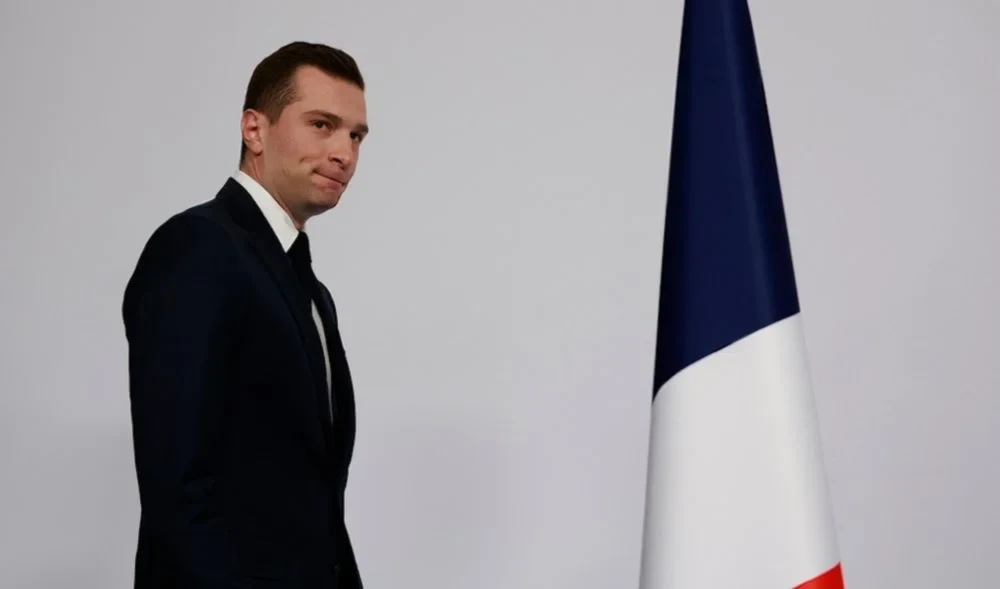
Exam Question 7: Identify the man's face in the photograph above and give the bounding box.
[250,66,368,224]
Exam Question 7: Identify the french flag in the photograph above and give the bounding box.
[638,1,845,588]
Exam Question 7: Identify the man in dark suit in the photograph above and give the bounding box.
[121,41,370,588]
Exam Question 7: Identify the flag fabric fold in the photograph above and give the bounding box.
[639,1,844,587]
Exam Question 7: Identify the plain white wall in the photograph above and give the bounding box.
[1,0,997,587]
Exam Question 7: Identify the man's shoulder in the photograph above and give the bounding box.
[141,180,250,254]
[145,204,236,257]
[125,193,246,289]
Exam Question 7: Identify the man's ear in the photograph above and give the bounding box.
[240,109,267,157]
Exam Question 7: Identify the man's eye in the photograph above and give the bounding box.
[313,121,329,129]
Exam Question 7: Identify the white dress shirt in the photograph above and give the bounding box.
[232,170,333,420]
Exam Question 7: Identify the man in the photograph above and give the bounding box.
[121,41,370,588]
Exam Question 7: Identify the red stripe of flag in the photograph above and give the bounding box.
[794,564,844,589]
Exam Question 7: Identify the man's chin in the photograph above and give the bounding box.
[307,190,342,212]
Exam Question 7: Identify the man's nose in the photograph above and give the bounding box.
[327,133,354,165]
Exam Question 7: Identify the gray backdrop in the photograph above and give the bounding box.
[1,0,997,587]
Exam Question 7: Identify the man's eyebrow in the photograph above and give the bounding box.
[305,109,369,135]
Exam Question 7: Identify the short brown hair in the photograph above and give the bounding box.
[240,41,365,162]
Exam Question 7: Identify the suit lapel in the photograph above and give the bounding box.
[313,287,340,423]
[218,179,335,456]
[314,282,356,470]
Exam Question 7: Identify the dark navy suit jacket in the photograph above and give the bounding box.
[122,178,362,588]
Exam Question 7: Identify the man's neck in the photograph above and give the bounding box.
[239,161,305,230]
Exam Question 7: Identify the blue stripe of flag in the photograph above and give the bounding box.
[653,0,800,397]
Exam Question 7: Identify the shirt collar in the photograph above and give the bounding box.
[232,170,301,253]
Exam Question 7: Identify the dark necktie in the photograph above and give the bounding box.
[288,232,316,301]
[289,232,338,424]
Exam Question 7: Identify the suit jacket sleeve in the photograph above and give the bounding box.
[123,214,246,587]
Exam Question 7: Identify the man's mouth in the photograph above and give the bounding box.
[315,172,345,188]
